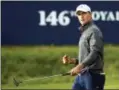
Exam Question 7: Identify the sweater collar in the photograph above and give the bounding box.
[79,21,93,32]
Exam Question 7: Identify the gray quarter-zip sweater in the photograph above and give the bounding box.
[78,21,104,72]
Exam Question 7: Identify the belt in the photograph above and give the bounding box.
[89,69,105,74]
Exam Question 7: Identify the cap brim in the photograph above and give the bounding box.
[76,10,89,15]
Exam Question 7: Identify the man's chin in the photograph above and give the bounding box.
[80,22,87,26]
[80,22,85,26]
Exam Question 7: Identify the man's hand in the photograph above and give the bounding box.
[62,55,70,64]
[69,63,84,76]
[62,55,77,65]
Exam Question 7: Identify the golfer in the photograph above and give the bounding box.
[62,4,105,90]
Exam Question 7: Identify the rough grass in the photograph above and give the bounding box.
[1,45,119,89]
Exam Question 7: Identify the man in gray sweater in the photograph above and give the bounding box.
[62,4,105,90]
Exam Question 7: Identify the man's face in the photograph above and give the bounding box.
[76,11,92,26]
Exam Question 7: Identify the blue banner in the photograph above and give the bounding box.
[1,1,119,45]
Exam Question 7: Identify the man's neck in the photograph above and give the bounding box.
[82,20,93,27]
[79,21,93,33]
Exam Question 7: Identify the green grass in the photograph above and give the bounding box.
[2,75,119,89]
[2,83,119,89]
[1,45,119,89]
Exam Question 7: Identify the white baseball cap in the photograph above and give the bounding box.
[76,4,91,14]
